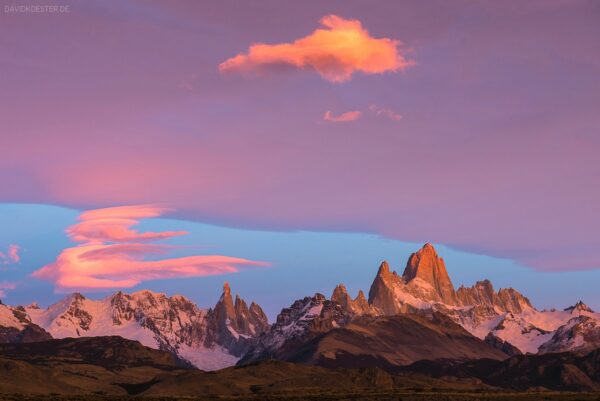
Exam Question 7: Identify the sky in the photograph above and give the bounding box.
[0,0,599,317]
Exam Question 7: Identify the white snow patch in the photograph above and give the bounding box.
[464,314,505,339]
[28,296,160,348]
[178,344,239,371]
[392,286,431,310]
[301,304,323,320]
[493,316,554,354]
[0,304,24,329]
[227,324,240,339]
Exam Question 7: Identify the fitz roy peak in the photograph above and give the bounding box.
[402,243,457,304]
[264,243,600,360]
[1,243,599,370]
[366,244,598,354]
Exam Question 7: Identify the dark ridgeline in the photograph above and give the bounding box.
[0,243,599,396]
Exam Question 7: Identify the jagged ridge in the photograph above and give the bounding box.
[1,284,269,370]
[2,242,599,371]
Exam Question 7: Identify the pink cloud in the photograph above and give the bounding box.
[31,205,268,292]
[0,282,16,298]
[1,2,599,273]
[67,205,187,243]
[323,110,362,123]
[219,15,413,83]
[0,244,20,265]
[8,245,20,263]
[369,104,402,121]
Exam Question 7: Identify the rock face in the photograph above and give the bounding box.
[363,243,568,354]
[484,332,522,356]
[538,303,600,355]
[204,282,269,356]
[456,280,532,313]
[538,316,600,354]
[58,293,93,334]
[22,284,268,370]
[108,289,209,356]
[242,311,507,368]
[256,243,600,360]
[565,301,595,315]
[331,284,370,315]
[3,242,600,373]
[368,261,409,315]
[239,293,352,364]
[402,243,457,304]
[346,312,507,367]
[0,303,52,343]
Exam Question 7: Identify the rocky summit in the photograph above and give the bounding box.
[0,243,599,372]
[0,283,268,370]
[402,243,457,304]
[255,243,600,364]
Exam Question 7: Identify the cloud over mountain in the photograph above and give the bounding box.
[31,205,267,292]
[1,1,599,274]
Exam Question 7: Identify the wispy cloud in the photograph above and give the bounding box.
[322,105,401,124]
[0,281,16,298]
[0,244,20,265]
[220,15,413,83]
[323,110,362,123]
[31,205,268,292]
[369,104,402,121]
[68,205,187,243]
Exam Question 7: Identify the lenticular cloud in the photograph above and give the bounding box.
[219,15,413,83]
[32,205,267,292]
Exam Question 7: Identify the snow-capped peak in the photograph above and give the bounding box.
[565,301,595,315]
[20,284,268,371]
[346,244,599,356]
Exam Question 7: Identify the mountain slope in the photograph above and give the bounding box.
[22,284,268,370]
[538,303,600,355]
[0,336,186,369]
[0,346,478,397]
[294,313,507,368]
[2,242,599,372]
[366,243,599,355]
[2,340,600,396]
[0,336,189,395]
[241,297,507,368]
[406,348,600,392]
[238,243,600,366]
[0,303,52,343]
[240,293,352,364]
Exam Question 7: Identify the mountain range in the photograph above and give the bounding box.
[1,243,599,372]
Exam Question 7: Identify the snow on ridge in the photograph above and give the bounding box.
[178,344,239,371]
[0,303,25,329]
